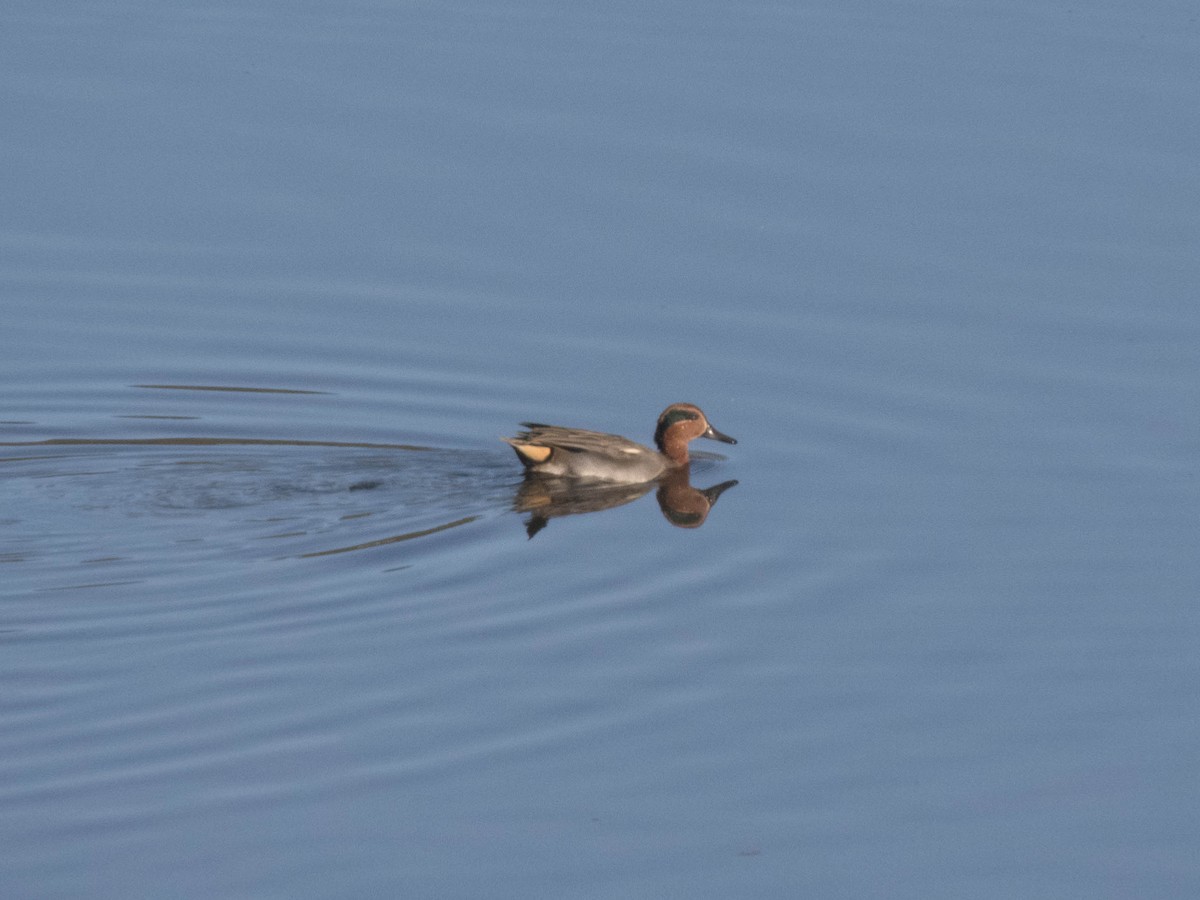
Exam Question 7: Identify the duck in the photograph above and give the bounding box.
[503,403,736,483]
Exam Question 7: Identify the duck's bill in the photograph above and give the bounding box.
[702,424,737,445]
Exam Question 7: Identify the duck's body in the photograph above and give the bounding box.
[505,425,671,482]
[503,403,735,484]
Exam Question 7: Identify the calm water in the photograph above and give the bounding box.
[3,1,1198,897]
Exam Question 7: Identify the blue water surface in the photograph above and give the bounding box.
[2,1,1197,897]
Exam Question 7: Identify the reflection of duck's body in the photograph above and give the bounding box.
[512,463,738,538]
[513,476,655,538]
[503,403,735,483]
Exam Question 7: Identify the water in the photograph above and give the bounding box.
[2,1,1198,897]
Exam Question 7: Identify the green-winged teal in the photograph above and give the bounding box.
[503,402,736,483]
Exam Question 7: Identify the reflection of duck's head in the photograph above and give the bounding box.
[657,468,739,529]
[503,403,735,482]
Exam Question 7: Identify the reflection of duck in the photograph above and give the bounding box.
[513,467,738,538]
[503,403,735,483]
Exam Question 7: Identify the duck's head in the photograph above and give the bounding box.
[653,403,736,464]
